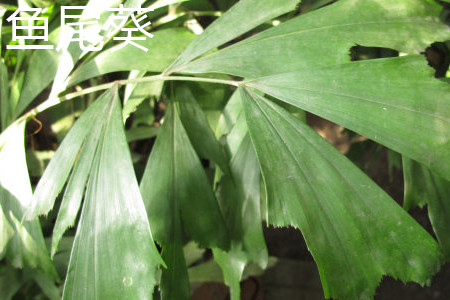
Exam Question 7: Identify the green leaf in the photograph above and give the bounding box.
[167,0,299,72]
[403,157,450,259]
[140,102,230,299]
[176,86,229,173]
[9,214,60,282]
[241,88,443,299]
[0,122,59,281]
[140,102,229,248]
[123,71,163,122]
[160,241,190,300]
[14,28,77,117]
[247,55,450,181]
[0,266,22,300]
[25,93,109,221]
[177,0,449,77]
[214,135,268,300]
[69,28,196,85]
[57,88,163,299]
[1,59,11,130]
[0,202,14,258]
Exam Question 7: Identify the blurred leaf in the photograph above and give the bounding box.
[140,102,230,299]
[31,271,61,300]
[126,126,159,142]
[14,28,71,117]
[247,56,450,181]
[9,213,59,279]
[241,88,443,299]
[215,90,244,140]
[69,28,196,85]
[0,122,58,281]
[403,157,450,259]
[0,202,14,258]
[167,0,299,71]
[214,135,267,300]
[0,265,22,300]
[1,59,11,130]
[26,150,54,178]
[176,86,229,173]
[123,71,163,122]
[149,0,189,10]
[178,0,450,77]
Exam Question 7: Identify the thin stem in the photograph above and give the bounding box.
[17,74,240,123]
[60,75,239,101]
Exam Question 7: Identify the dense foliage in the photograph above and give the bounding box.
[1,0,449,299]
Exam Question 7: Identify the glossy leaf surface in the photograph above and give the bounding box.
[241,88,443,299]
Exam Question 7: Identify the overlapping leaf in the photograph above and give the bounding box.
[214,135,268,300]
[175,86,229,173]
[210,89,268,300]
[176,0,449,77]
[140,102,229,299]
[25,88,163,299]
[246,55,450,181]
[240,88,443,300]
[166,0,299,72]
[403,157,450,259]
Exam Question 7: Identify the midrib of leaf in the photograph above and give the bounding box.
[171,104,180,244]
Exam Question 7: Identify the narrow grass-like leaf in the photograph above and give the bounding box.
[69,28,195,85]
[403,157,450,259]
[177,0,450,77]
[247,55,450,181]
[62,88,163,299]
[167,0,299,72]
[176,86,229,173]
[241,89,443,299]
[140,102,230,299]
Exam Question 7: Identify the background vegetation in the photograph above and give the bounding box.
[1,0,450,299]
